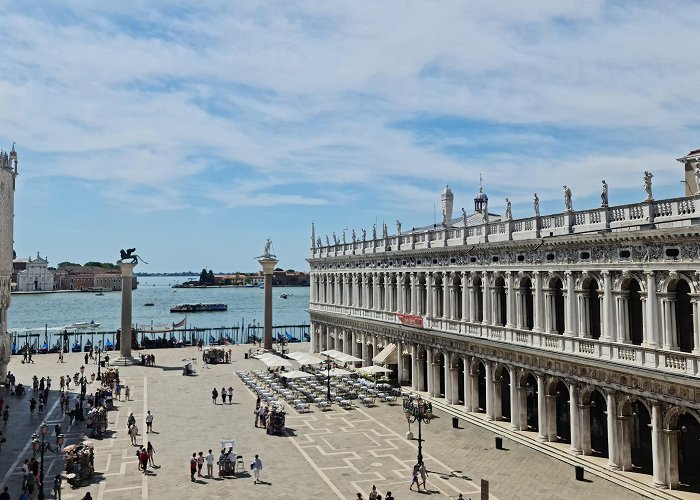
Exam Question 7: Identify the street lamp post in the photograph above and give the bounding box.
[403,395,433,465]
[325,357,333,403]
[79,365,86,421]
[96,342,102,381]
[32,422,49,499]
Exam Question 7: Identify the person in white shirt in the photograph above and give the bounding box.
[252,454,263,484]
[206,449,215,477]
[145,411,154,433]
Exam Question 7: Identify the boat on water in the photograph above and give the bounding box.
[279,293,288,299]
[170,303,227,313]
[71,342,82,353]
[64,321,101,330]
[95,292,104,296]
[258,283,264,289]
[244,283,254,288]
[144,303,155,306]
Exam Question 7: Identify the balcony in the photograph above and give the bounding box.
[309,302,700,378]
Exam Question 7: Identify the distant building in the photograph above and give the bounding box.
[14,252,54,291]
[250,270,309,286]
[0,144,18,381]
[53,265,136,291]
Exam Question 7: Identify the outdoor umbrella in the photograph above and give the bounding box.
[358,365,392,375]
[326,367,352,377]
[280,370,314,379]
[287,352,324,365]
[335,353,363,363]
[256,354,293,369]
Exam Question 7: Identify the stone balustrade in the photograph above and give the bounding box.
[309,301,700,377]
[310,195,699,258]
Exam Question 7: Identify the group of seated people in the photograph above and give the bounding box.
[183,362,197,376]
[218,447,238,475]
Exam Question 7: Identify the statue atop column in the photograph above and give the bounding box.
[461,208,467,226]
[563,185,572,212]
[533,193,540,217]
[601,180,609,207]
[317,237,322,248]
[382,223,388,238]
[643,171,654,202]
[441,209,447,227]
[505,198,512,220]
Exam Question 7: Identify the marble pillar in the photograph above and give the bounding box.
[117,261,137,364]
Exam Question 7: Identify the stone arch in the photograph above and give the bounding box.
[666,274,695,352]
[661,272,698,294]
[616,272,647,293]
[492,274,507,326]
[493,363,512,421]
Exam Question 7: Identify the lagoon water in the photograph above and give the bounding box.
[9,276,309,341]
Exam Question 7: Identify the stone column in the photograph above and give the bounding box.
[606,391,621,470]
[411,345,418,390]
[544,290,554,334]
[398,273,405,313]
[397,342,404,386]
[361,334,368,366]
[650,401,666,487]
[450,364,459,404]
[116,261,137,364]
[533,271,544,332]
[461,272,469,323]
[468,285,478,323]
[660,294,677,350]
[602,271,614,341]
[442,272,450,320]
[665,428,680,489]
[616,292,631,343]
[482,272,492,325]
[693,294,700,355]
[509,369,519,430]
[580,402,592,455]
[515,288,523,329]
[426,273,434,317]
[410,273,417,315]
[463,357,472,411]
[351,331,358,358]
[545,393,557,441]
[371,336,377,365]
[485,362,494,420]
[569,382,582,454]
[645,272,659,347]
[259,254,278,350]
[505,272,514,328]
[443,353,451,402]
[565,271,577,336]
[537,374,547,441]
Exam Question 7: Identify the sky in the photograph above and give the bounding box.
[1,1,699,273]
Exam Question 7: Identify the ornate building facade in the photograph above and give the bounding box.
[14,252,54,291]
[0,145,17,380]
[308,162,700,491]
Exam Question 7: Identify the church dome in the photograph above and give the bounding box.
[474,186,488,201]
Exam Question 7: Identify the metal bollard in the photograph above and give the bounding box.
[495,436,503,449]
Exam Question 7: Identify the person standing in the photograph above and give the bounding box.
[2,405,8,425]
[197,451,205,477]
[227,387,233,404]
[145,411,154,433]
[369,485,379,500]
[124,386,130,401]
[29,398,36,415]
[139,447,149,473]
[206,449,214,478]
[190,453,197,482]
[147,441,156,467]
[252,454,263,484]
[221,386,226,404]
[385,492,394,500]
[0,486,9,500]
[410,463,420,491]
[212,388,218,404]
[419,462,428,489]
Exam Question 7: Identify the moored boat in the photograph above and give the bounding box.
[170,303,227,313]
[64,321,101,330]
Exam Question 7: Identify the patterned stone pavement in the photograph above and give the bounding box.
[0,344,676,499]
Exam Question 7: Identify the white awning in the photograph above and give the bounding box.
[287,352,324,366]
[372,343,397,364]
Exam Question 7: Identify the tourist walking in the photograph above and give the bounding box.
[59,376,65,392]
[369,485,379,500]
[221,386,226,404]
[227,387,233,404]
[2,405,8,425]
[212,388,218,404]
[127,413,135,429]
[129,424,138,446]
[145,411,153,433]
[190,453,197,482]
[147,441,156,467]
[419,462,428,489]
[124,386,130,401]
[385,491,394,500]
[252,454,263,484]
[139,447,149,473]
[29,398,36,415]
[197,451,205,477]
[410,463,421,491]
[53,474,62,499]
[206,449,214,477]
[256,405,265,428]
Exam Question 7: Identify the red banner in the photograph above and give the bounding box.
[396,313,424,328]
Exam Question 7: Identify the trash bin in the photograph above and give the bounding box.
[575,466,584,481]
[452,417,459,428]
[495,437,503,449]
[100,361,105,367]
[244,353,249,359]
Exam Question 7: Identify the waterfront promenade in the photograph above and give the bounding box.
[0,345,655,499]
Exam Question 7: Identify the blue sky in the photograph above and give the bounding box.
[1,1,699,272]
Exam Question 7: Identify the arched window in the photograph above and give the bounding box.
[627,279,644,345]
[675,279,693,353]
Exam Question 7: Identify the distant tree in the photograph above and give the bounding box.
[199,268,208,284]
[57,261,80,268]
[84,261,118,269]
[274,267,283,271]
[286,268,295,273]
[208,270,215,284]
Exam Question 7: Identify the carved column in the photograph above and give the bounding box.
[616,291,631,343]
[660,293,677,350]
[397,341,404,386]
[482,272,492,325]
[461,271,469,323]
[505,271,515,328]
[602,271,614,341]
[371,336,377,365]
[509,368,519,430]
[606,391,621,470]
[426,347,433,395]
[515,287,524,329]
[361,334,368,366]
[533,271,544,333]
[569,382,582,454]
[411,344,418,390]
[544,289,554,334]
[463,357,472,411]
[536,374,547,441]
[650,401,667,487]
[645,272,659,347]
[580,401,592,455]
[485,361,494,420]
[468,284,478,323]
[426,273,434,318]
[565,271,577,336]
[410,272,417,315]
[442,272,450,320]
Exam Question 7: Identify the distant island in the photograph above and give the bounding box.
[135,272,199,277]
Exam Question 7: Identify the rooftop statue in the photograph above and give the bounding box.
[258,239,276,260]
[351,229,356,243]
[317,237,322,249]
[396,220,401,235]
[563,185,572,212]
[361,228,366,241]
[601,180,609,207]
[533,193,540,217]
[332,232,338,245]
[505,198,512,220]
[325,235,330,246]
[644,171,654,202]
[342,231,346,245]
[696,165,700,194]
[483,200,489,224]
[461,208,467,226]
[441,209,447,227]
[372,224,377,240]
